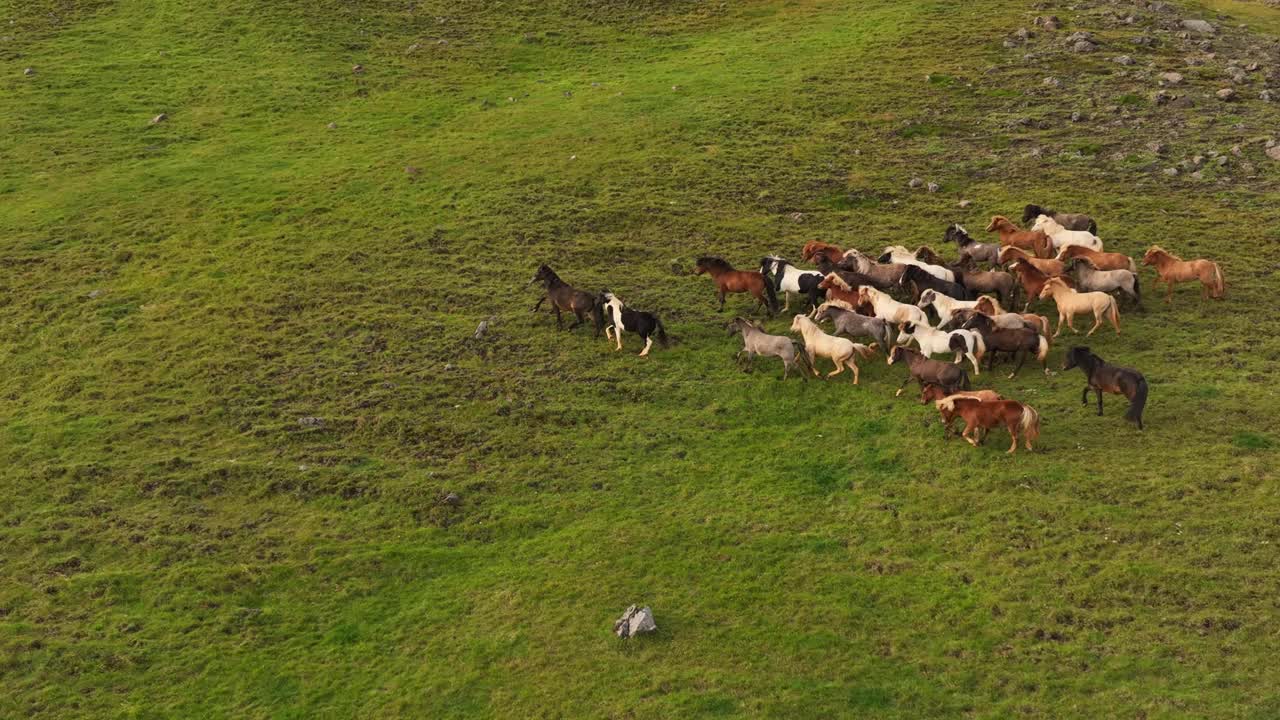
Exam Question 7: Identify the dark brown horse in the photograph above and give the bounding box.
[887,345,970,397]
[530,264,604,335]
[1063,346,1148,430]
[695,256,778,314]
[960,312,1049,378]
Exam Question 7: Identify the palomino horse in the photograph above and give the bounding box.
[945,223,1001,266]
[530,264,605,335]
[986,216,1053,258]
[1037,277,1120,337]
[1022,203,1096,234]
[937,397,1041,454]
[790,315,877,383]
[887,345,969,397]
[1031,215,1103,252]
[600,291,668,356]
[1063,346,1148,430]
[728,317,811,380]
[1142,246,1225,303]
[857,286,929,326]
[695,256,778,314]
[1056,245,1135,272]
[801,240,845,264]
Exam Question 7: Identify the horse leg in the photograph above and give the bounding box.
[1052,313,1064,338]
[554,307,563,329]
[826,356,844,378]
[894,374,913,397]
[848,358,860,384]
[968,352,981,376]
[639,336,653,357]
[614,329,623,351]
[783,291,792,311]
[1096,388,1104,417]
[1006,421,1018,454]
[1008,349,1027,380]
[532,295,547,312]
[1165,281,1174,304]
[808,349,820,377]
[1080,385,1090,406]
[963,422,980,447]
[569,310,584,330]
[1086,310,1103,336]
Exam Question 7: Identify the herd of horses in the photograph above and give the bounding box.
[530,204,1226,453]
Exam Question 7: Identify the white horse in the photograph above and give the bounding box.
[790,314,878,383]
[857,286,930,326]
[897,321,985,376]
[1031,215,1103,252]
[916,289,982,323]
[761,256,824,312]
[879,245,955,282]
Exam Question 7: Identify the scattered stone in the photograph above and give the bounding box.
[1231,144,1242,156]
[23,67,34,76]
[908,177,924,188]
[326,122,337,129]
[1260,89,1275,102]
[150,113,168,125]
[958,199,972,209]
[473,317,493,340]
[1227,67,1247,83]
[352,64,365,74]
[1014,28,1033,41]
[1216,87,1237,101]
[1192,155,1205,166]
[298,417,325,428]
[87,289,103,299]
[1198,40,1214,52]
[1181,19,1216,35]
[1163,167,1179,176]
[788,212,804,223]
[1113,55,1135,65]
[1147,141,1167,154]
[1065,31,1094,43]
[614,605,657,638]
[1241,161,1256,174]
[1034,15,1061,30]
[926,182,940,193]
[1215,156,1229,167]
[443,492,461,506]
[444,363,455,371]
[1185,56,1205,67]
[1158,72,1184,85]
[563,90,572,98]
[406,43,421,53]
[1043,76,1060,87]
[1266,145,1280,162]
[1003,39,1020,49]
[1153,90,1176,105]
[1169,95,1196,109]
[1073,40,1098,53]
[1133,35,1156,47]
[1189,170,1204,180]
[1246,61,1260,72]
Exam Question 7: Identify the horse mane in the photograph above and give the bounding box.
[823,272,851,291]
[823,299,855,312]
[883,245,911,255]
[950,224,974,246]
[696,256,733,271]
[937,397,956,412]
[1146,245,1176,260]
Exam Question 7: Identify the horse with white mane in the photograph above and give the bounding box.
[1031,215,1103,252]
[857,286,929,326]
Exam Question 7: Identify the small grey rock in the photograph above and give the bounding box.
[1070,111,1083,122]
[1181,19,1216,35]
[1169,95,1196,109]
[1113,55,1134,65]
[352,64,365,74]
[1260,89,1275,103]
[1163,167,1179,176]
[326,121,337,129]
[908,177,924,188]
[1245,62,1260,72]
[1189,170,1204,180]
[87,289,102,299]
[1216,88,1237,101]
[150,113,168,125]
[443,492,461,506]
[1043,76,1060,87]
[958,199,972,208]
[1014,28,1032,40]
[1133,35,1156,47]
[298,417,325,428]
[926,182,940,193]
[614,605,657,638]
[23,67,34,76]
[1159,72,1184,86]
[1266,145,1280,162]
[1147,142,1167,154]
[1065,31,1094,43]
[1073,40,1098,53]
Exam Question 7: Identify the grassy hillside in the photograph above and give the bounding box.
[3,0,1280,717]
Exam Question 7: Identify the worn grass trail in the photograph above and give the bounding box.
[2,0,1279,717]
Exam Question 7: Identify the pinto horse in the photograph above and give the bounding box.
[986,216,1054,259]
[938,397,1041,454]
[530,264,605,335]
[801,240,845,265]
[1063,346,1148,430]
[695,256,778,314]
[946,223,1001,265]
[1142,246,1225,303]
[600,291,668,356]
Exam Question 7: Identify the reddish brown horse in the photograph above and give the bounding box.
[937,397,1041,453]
[1008,259,1074,311]
[1142,246,1225,303]
[987,216,1054,258]
[801,240,845,265]
[1057,245,1135,272]
[695,256,778,314]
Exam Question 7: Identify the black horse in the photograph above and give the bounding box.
[945,223,1001,266]
[899,265,973,303]
[1022,204,1097,234]
[1063,346,1148,429]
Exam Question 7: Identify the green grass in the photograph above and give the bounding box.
[2,0,1280,717]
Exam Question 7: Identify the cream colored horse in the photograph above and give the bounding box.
[1031,215,1103,252]
[790,315,877,383]
[857,286,929,326]
[1037,277,1120,337]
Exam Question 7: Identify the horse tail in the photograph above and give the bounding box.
[1107,296,1120,331]
[1126,376,1148,426]
[855,343,878,359]
[762,274,779,312]
[1212,262,1226,298]
[794,341,816,373]
[973,332,986,360]
[1035,333,1049,362]
[1019,403,1041,445]
[655,318,670,347]
[591,300,606,337]
[1132,272,1141,305]
[1087,219,1097,235]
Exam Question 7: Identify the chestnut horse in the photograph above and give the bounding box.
[938,397,1041,453]
[925,387,1004,439]
[998,246,1065,277]
[986,216,1053,258]
[1057,245,1135,272]
[801,240,845,265]
[1008,259,1074,312]
[695,256,778,314]
[1063,346,1148,430]
[1142,246,1225,303]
